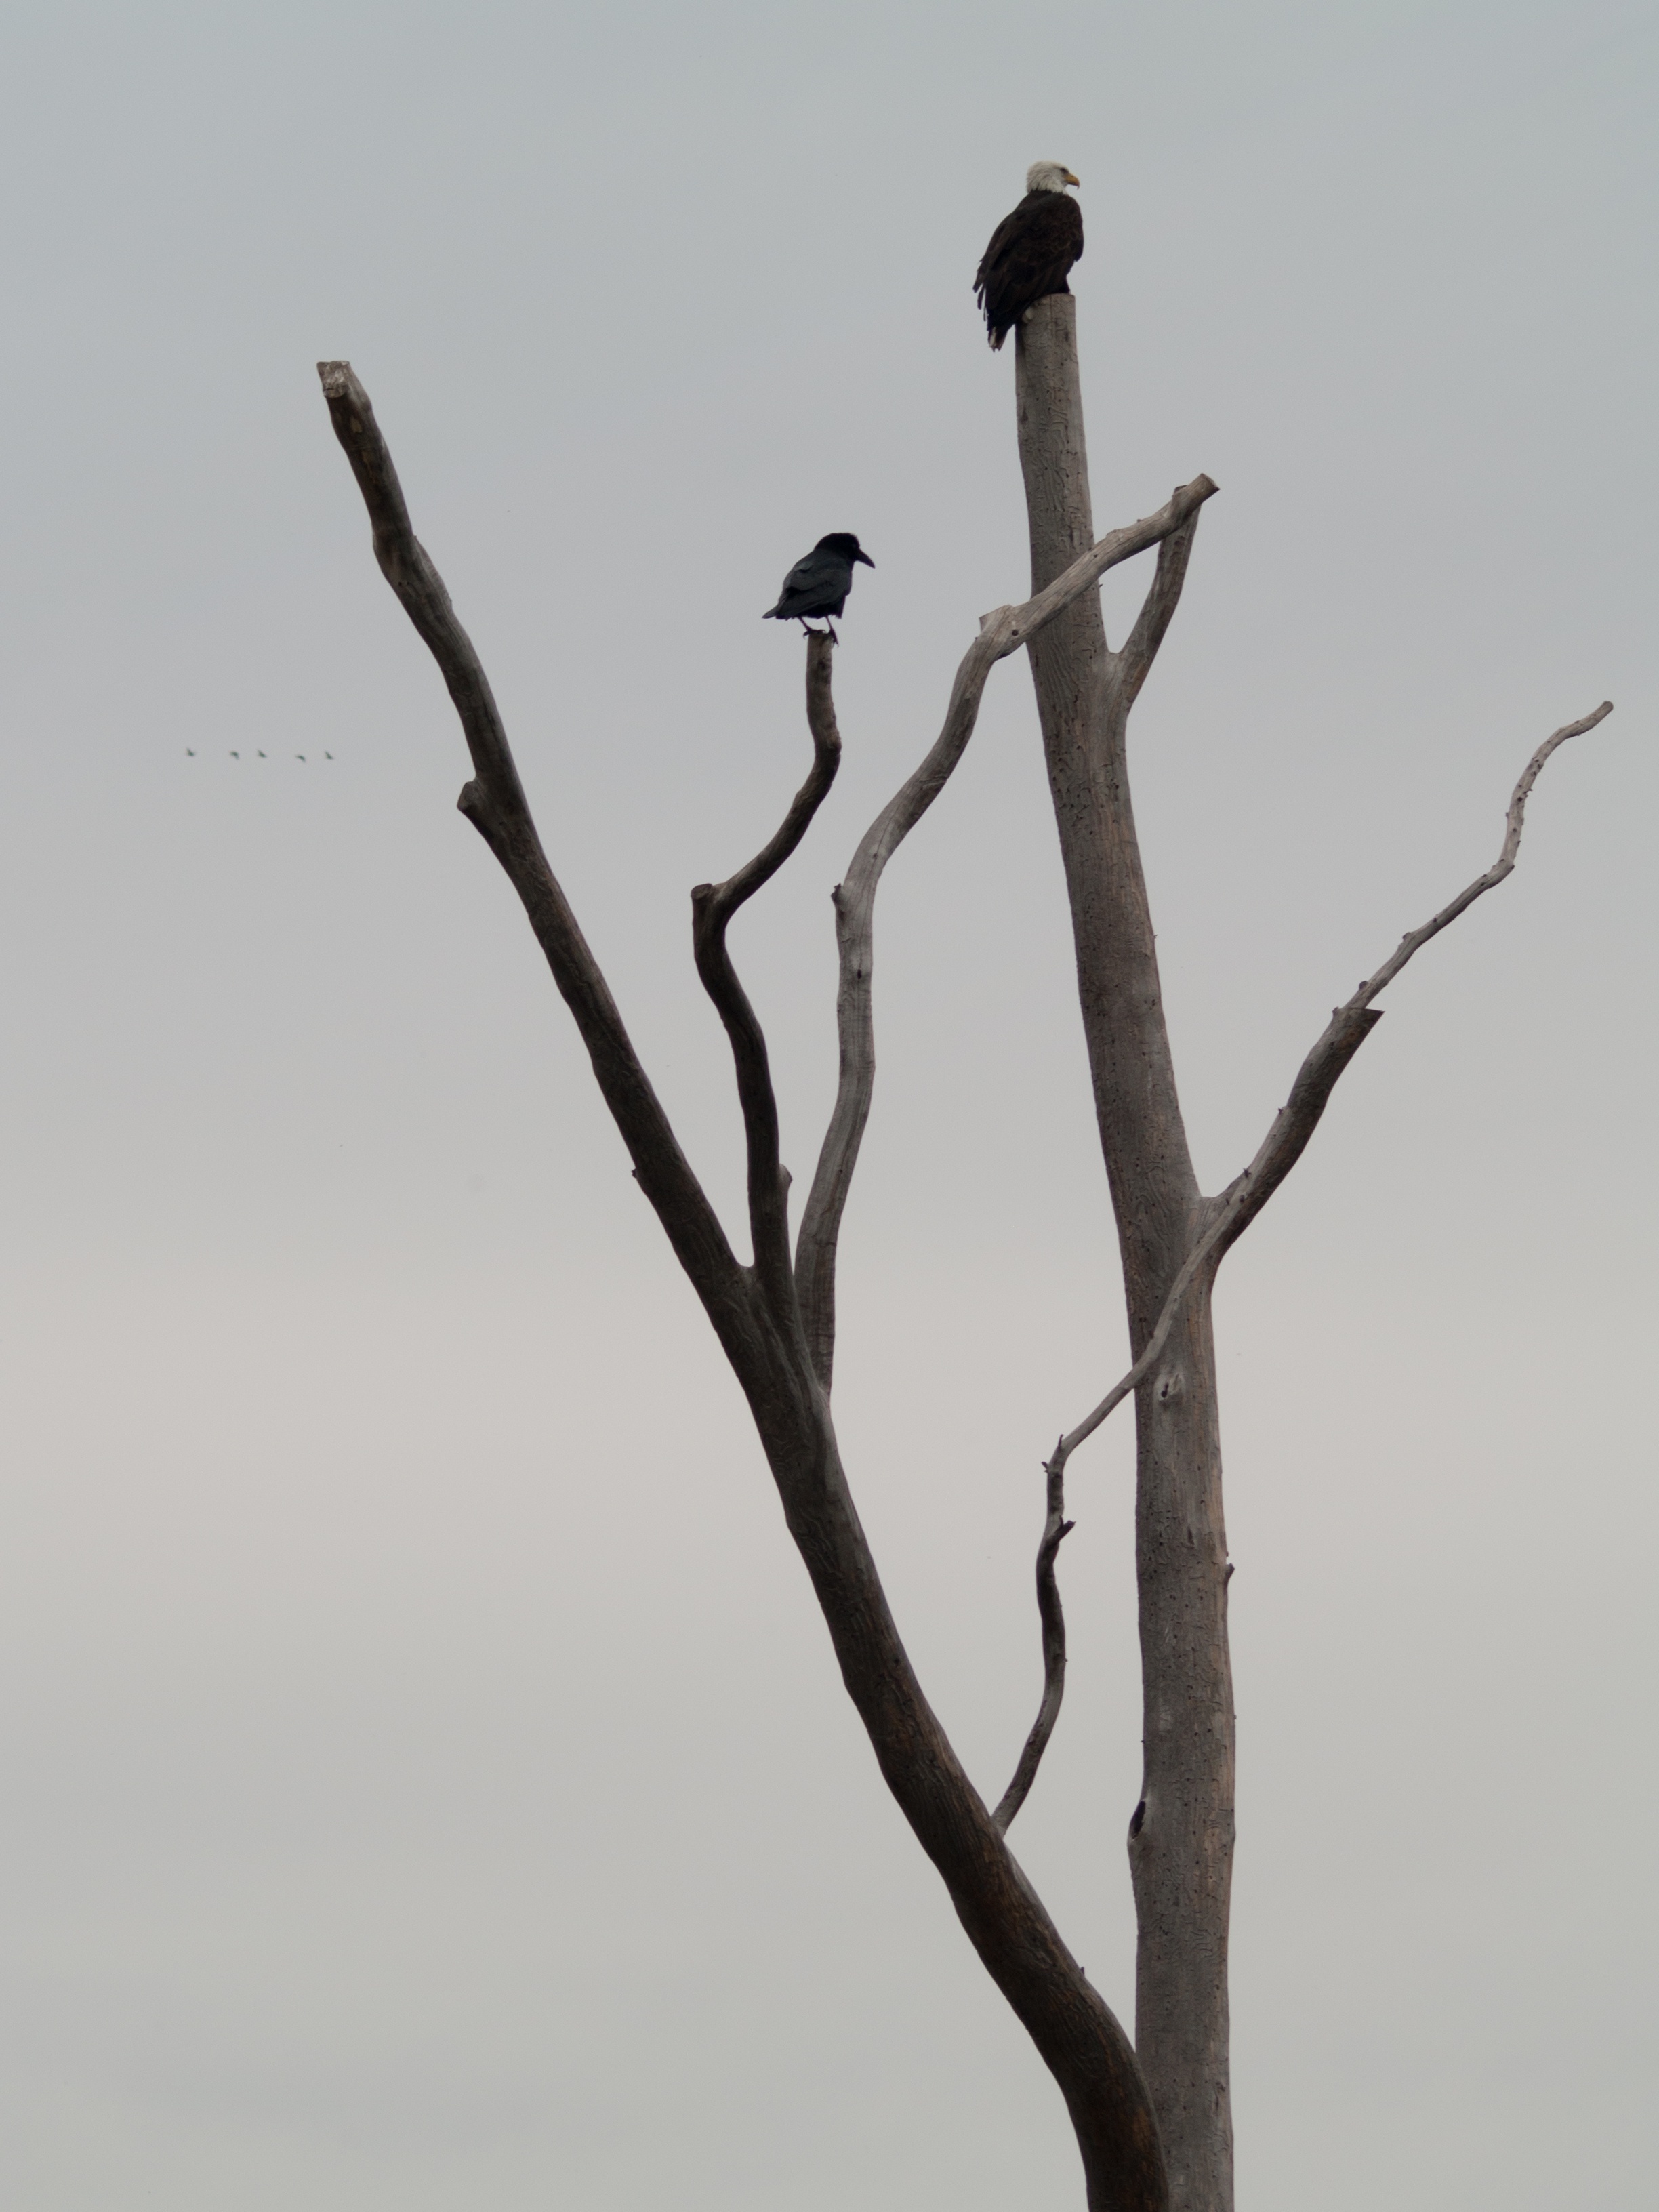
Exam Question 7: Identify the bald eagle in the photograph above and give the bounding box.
[974,162,1083,351]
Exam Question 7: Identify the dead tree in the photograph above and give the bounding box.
[316,322,1609,2212]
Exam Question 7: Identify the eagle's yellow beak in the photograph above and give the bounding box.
[1064,169,1081,186]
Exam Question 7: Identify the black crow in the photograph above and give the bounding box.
[764,533,874,642]
[975,162,1083,350]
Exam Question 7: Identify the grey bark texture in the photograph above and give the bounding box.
[1008,295,1613,2212]
[1015,295,1235,2212]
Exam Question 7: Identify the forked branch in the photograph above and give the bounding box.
[692,634,842,1307]
[795,473,1220,1389]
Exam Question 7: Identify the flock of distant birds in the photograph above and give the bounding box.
[186,749,333,760]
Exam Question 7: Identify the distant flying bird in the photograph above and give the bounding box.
[230,750,240,759]
[975,161,1083,350]
[295,754,306,762]
[324,752,333,760]
[763,533,874,642]
[185,747,195,756]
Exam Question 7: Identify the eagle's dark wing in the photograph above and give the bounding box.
[974,205,1027,292]
[974,190,1084,350]
[765,548,853,620]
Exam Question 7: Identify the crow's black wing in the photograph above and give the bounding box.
[766,548,852,618]
[782,549,842,597]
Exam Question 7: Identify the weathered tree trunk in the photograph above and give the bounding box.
[323,341,1605,2212]
[1015,295,1236,2212]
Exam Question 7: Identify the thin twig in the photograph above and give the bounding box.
[1325,703,1614,1012]
[1050,701,1616,1481]
[794,474,1220,1391]
[992,1450,1074,1832]
[693,633,842,1307]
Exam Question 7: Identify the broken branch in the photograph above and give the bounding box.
[992,1450,1074,1831]
[1111,511,1202,713]
[316,359,746,1315]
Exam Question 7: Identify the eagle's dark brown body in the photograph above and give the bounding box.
[974,188,1084,351]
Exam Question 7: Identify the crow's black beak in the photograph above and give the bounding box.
[855,550,875,567]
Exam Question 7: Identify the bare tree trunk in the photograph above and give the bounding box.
[1015,295,1235,2212]
[319,344,1606,2212]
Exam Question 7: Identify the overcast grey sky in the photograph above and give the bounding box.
[0,2,1653,2207]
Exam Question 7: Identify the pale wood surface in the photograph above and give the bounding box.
[1008,300,1612,2212]
[1015,296,1236,2212]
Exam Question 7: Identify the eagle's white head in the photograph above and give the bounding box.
[1027,161,1080,194]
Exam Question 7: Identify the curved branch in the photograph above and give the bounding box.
[1048,700,1616,1477]
[992,1449,1074,1832]
[795,473,1221,1391]
[693,633,842,1309]
[1326,701,1614,1016]
[316,360,745,1313]
[700,633,842,922]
